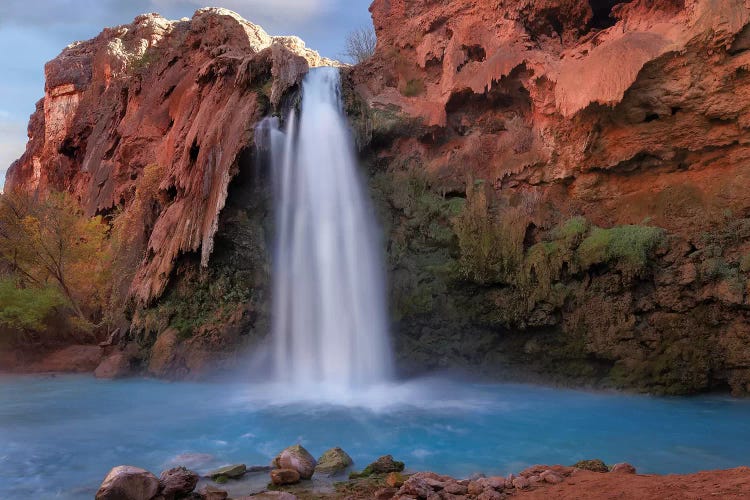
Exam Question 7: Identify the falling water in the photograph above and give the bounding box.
[258,67,393,390]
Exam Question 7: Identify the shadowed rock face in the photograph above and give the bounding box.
[4,8,334,304]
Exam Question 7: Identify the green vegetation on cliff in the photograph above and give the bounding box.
[370,165,750,395]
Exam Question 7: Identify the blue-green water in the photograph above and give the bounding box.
[1,375,749,499]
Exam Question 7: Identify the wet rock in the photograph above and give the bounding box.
[272,445,316,479]
[94,352,132,379]
[200,484,228,500]
[207,464,247,480]
[159,466,199,499]
[96,465,160,500]
[314,447,353,475]
[270,468,301,485]
[610,462,637,474]
[148,329,180,378]
[573,459,609,473]
[386,472,406,488]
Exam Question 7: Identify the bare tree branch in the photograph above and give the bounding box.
[343,26,377,65]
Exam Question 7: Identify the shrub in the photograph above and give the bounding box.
[453,181,527,284]
[578,225,665,279]
[401,79,426,97]
[550,216,589,248]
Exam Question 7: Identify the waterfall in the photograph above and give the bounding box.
[258,67,393,390]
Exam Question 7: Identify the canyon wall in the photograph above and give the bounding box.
[347,0,750,394]
[6,1,750,394]
[5,7,331,304]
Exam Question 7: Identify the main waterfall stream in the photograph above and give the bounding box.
[261,67,392,390]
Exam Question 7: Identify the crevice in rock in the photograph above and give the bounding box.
[189,139,200,164]
[457,45,486,73]
[587,0,628,31]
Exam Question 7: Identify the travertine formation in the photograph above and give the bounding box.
[355,0,750,237]
[4,8,334,303]
[348,0,750,395]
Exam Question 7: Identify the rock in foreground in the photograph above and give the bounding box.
[270,468,301,486]
[96,465,159,500]
[272,445,316,479]
[315,447,353,475]
[159,466,199,498]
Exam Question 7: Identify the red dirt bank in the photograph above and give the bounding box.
[518,467,750,499]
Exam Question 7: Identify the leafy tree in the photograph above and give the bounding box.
[0,279,65,343]
[0,190,110,329]
[344,26,377,64]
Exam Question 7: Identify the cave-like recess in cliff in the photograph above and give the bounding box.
[588,0,628,29]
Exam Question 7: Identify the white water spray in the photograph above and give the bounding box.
[258,67,393,391]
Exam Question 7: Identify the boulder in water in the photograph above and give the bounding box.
[314,447,353,475]
[94,353,132,379]
[95,465,160,500]
[207,463,247,480]
[159,466,199,498]
[352,455,405,477]
[272,445,316,479]
[271,468,301,485]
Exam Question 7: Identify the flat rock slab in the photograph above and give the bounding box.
[208,464,247,479]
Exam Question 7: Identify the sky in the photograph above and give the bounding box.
[0,0,373,184]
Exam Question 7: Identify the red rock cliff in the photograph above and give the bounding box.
[355,0,750,236]
[4,8,333,303]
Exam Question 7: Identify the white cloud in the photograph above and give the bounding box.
[149,0,334,24]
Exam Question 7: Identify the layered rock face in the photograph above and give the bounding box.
[349,0,750,394]
[4,8,332,304]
